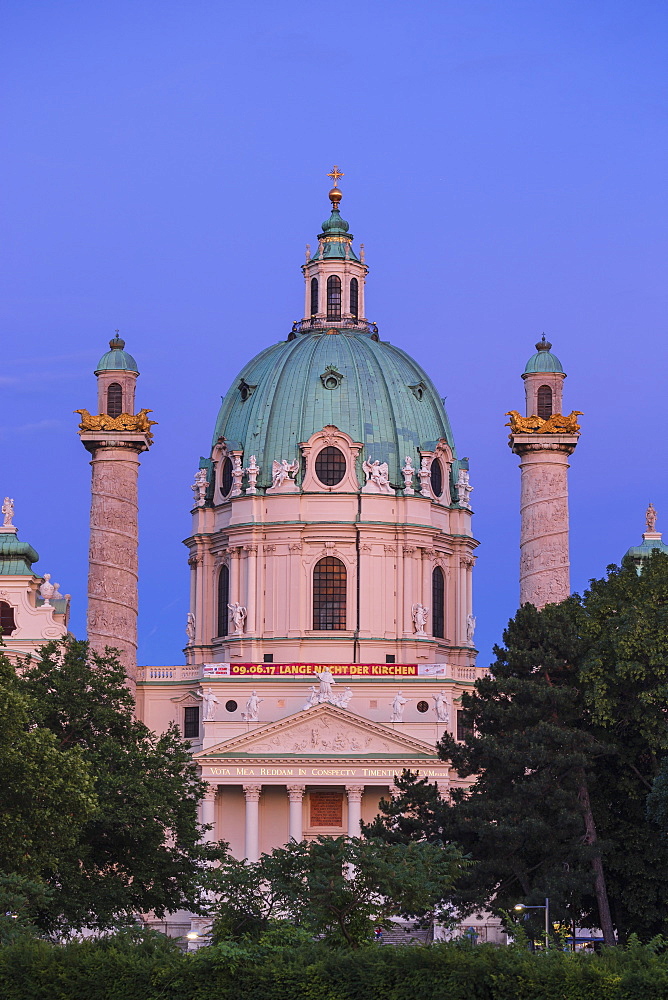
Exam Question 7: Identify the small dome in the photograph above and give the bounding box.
[95,336,139,374]
[524,335,564,375]
[623,537,668,574]
[321,208,350,234]
[0,531,39,576]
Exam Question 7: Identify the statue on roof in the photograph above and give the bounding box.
[646,503,658,532]
[2,497,14,528]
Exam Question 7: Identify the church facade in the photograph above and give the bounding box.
[2,172,594,941]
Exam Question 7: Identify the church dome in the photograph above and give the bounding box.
[95,336,139,374]
[524,335,564,374]
[212,327,457,491]
[0,531,39,575]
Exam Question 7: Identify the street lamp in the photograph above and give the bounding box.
[514,898,550,950]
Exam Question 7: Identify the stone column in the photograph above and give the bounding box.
[243,784,262,862]
[287,785,305,842]
[510,437,578,608]
[345,785,364,837]
[201,783,217,843]
[245,545,257,633]
[402,546,415,635]
[80,439,151,686]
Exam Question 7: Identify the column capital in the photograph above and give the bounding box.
[287,784,306,802]
[243,784,262,802]
[345,785,364,802]
[203,783,218,802]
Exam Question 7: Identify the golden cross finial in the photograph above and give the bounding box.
[327,165,344,188]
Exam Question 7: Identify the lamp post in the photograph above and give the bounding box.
[514,898,550,950]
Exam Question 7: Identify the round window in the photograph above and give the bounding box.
[225,700,238,713]
[221,457,233,497]
[324,375,339,389]
[315,446,346,486]
[417,700,429,714]
[430,459,443,498]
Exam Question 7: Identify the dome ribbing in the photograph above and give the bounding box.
[212,329,458,491]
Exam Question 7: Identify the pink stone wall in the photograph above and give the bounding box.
[87,446,140,679]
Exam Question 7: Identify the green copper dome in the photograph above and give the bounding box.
[0,531,39,575]
[95,336,139,375]
[212,328,461,494]
[524,336,564,375]
[322,208,350,234]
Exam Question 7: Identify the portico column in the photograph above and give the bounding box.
[345,785,364,838]
[243,784,262,862]
[287,785,305,842]
[201,783,217,843]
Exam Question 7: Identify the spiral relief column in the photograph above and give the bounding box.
[507,338,580,610]
[77,337,155,687]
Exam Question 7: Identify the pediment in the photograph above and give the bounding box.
[195,703,437,760]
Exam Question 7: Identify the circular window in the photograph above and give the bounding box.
[430,459,443,498]
[315,446,346,486]
[220,457,233,497]
[324,375,339,389]
[417,700,429,714]
[225,700,238,713]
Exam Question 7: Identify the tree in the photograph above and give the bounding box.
[0,651,96,884]
[210,836,466,948]
[18,638,220,931]
[368,553,668,944]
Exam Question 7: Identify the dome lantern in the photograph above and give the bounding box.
[300,167,369,331]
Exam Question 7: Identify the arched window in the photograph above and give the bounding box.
[313,556,346,630]
[327,275,341,319]
[0,601,16,636]
[432,567,445,638]
[107,382,123,418]
[350,277,359,318]
[310,277,319,316]
[537,385,553,419]
[315,446,346,486]
[220,457,233,497]
[217,565,229,637]
[430,459,443,498]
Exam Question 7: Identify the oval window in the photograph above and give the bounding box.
[430,459,443,497]
[417,700,429,714]
[315,446,346,486]
[225,700,238,713]
[221,457,233,497]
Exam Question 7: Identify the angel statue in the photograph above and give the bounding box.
[227,602,247,635]
[242,690,263,722]
[362,458,393,495]
[271,458,299,489]
[390,690,408,723]
[201,686,219,721]
[412,603,428,635]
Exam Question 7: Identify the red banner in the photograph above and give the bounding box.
[202,663,448,677]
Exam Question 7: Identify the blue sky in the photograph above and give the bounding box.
[1,0,666,666]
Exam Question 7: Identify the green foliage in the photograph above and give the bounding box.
[209,836,466,949]
[0,650,96,906]
[7,638,222,932]
[4,934,668,1000]
[369,553,668,944]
